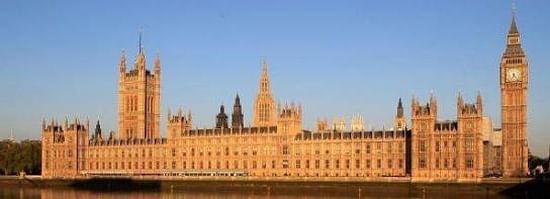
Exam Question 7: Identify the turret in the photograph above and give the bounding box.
[351,114,364,132]
[216,104,228,128]
[232,93,244,128]
[394,98,406,130]
[119,50,127,74]
[429,93,438,117]
[86,117,90,133]
[333,117,346,132]
[457,92,464,116]
[411,95,419,115]
[154,54,161,76]
[108,131,114,140]
[476,91,483,114]
[42,118,46,130]
[187,109,192,125]
[396,98,404,118]
[64,117,69,129]
[135,32,146,72]
[135,50,146,72]
[94,120,103,140]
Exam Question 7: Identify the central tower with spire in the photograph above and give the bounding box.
[118,33,161,139]
[253,58,276,127]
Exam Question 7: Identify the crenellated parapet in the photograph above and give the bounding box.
[295,129,410,141]
[434,120,459,133]
[42,117,89,144]
[181,126,277,137]
[457,92,483,117]
[88,137,167,147]
[412,94,438,118]
[278,102,302,121]
[292,127,411,177]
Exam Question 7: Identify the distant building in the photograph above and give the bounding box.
[5,129,15,142]
[482,117,503,176]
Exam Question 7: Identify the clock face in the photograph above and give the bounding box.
[506,68,521,82]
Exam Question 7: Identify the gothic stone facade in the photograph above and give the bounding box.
[42,15,529,181]
[118,45,161,140]
[410,95,485,181]
[500,16,529,177]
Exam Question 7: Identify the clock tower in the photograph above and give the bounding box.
[500,14,529,177]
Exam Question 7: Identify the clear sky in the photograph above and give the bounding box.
[0,0,549,156]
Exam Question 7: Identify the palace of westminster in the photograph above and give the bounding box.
[41,14,529,181]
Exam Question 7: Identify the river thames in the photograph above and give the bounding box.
[0,185,521,199]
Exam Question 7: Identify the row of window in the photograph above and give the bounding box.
[88,160,278,170]
[176,137,280,144]
[86,158,405,171]
[505,58,522,64]
[44,161,74,170]
[295,159,404,170]
[298,143,405,155]
[419,140,476,153]
[418,158,475,169]
[46,150,73,158]
[87,143,406,159]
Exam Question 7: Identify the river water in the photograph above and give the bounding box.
[0,185,520,199]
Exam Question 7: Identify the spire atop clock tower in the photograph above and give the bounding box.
[503,1,524,59]
[508,15,519,35]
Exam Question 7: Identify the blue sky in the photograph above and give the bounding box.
[0,0,549,156]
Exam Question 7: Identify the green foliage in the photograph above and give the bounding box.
[528,155,549,171]
[0,139,41,175]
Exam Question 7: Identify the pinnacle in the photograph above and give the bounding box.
[509,16,519,34]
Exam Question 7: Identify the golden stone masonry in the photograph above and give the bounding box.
[41,15,528,181]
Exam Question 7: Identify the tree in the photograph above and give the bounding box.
[528,155,548,170]
[0,139,42,175]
